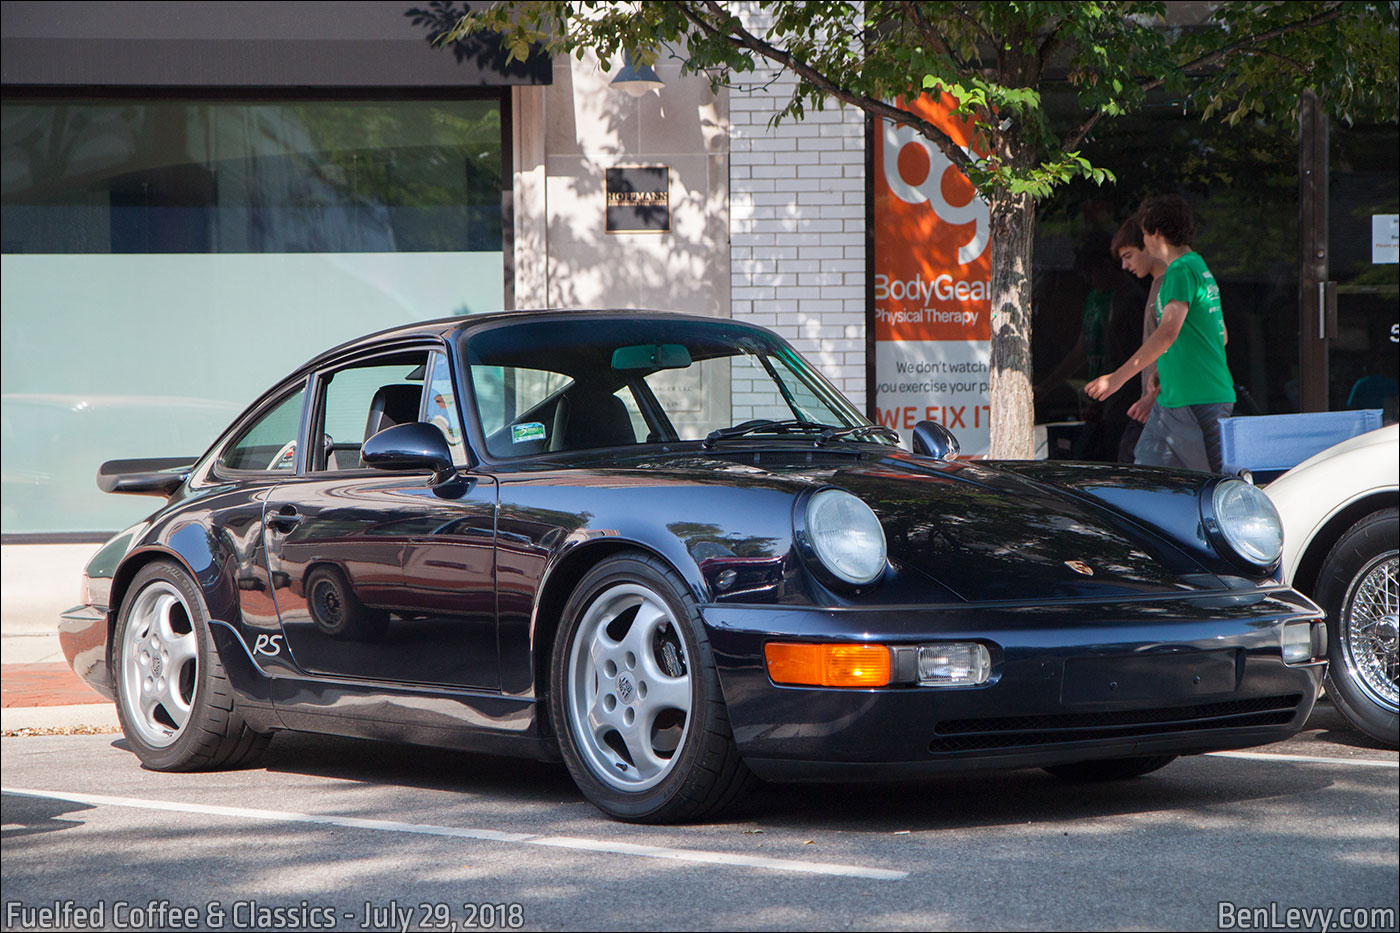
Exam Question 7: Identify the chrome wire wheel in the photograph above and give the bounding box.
[1341,552,1399,713]
[566,582,693,793]
[119,581,199,748]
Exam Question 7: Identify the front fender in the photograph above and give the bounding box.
[495,475,803,699]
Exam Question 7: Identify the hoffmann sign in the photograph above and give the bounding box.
[873,94,992,454]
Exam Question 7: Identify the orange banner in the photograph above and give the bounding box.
[873,92,991,342]
[873,93,992,453]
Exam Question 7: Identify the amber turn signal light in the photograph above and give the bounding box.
[765,642,891,687]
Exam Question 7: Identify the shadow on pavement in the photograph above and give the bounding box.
[1,793,95,839]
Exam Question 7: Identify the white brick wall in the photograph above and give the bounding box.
[728,4,867,408]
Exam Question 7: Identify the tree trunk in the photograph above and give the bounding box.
[987,188,1037,460]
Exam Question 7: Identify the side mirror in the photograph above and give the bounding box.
[911,421,960,461]
[362,422,455,481]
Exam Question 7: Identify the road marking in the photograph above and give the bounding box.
[1206,750,1398,769]
[1,786,906,881]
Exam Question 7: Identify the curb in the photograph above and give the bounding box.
[1,703,120,733]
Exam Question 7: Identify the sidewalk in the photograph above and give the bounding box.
[0,658,119,733]
[1,542,119,733]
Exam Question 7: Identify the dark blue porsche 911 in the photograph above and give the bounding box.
[61,310,1326,822]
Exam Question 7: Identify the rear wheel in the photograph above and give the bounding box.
[1316,508,1398,747]
[550,552,753,822]
[1044,755,1177,781]
[113,561,269,770]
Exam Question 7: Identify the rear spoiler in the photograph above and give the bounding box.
[97,458,196,497]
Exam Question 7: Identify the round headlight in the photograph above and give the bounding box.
[804,488,887,585]
[1211,479,1283,567]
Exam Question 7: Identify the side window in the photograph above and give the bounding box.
[220,383,307,472]
[425,351,468,466]
[312,354,429,472]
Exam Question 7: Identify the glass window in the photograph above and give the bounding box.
[1032,87,1300,460]
[1,97,504,533]
[220,384,306,472]
[470,365,574,457]
[1329,124,1399,422]
[464,317,881,458]
[425,351,469,466]
[312,356,427,471]
[2,100,502,254]
[614,384,651,441]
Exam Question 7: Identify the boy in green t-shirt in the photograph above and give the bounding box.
[1086,195,1234,472]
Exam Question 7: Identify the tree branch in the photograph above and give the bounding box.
[898,0,959,66]
[1060,1,1349,151]
[683,0,975,172]
[951,3,992,47]
[1036,16,1068,71]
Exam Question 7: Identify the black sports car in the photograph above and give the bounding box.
[62,310,1327,822]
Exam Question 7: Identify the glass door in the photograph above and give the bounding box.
[1328,124,1399,423]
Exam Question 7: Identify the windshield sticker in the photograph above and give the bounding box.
[511,422,547,444]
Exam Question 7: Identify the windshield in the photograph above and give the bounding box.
[461,316,889,459]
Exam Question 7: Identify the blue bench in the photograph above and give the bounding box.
[1218,410,1383,479]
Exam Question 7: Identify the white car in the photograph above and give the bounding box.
[1266,424,1398,746]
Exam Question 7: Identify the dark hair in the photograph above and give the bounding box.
[1111,214,1145,254]
[1138,195,1196,246]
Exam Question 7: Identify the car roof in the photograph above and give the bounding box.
[294,308,762,376]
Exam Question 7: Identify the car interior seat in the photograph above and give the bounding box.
[357,384,423,467]
[550,385,637,452]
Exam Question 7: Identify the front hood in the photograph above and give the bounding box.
[835,457,1213,601]
[560,446,1218,602]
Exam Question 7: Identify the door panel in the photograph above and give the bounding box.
[264,474,499,690]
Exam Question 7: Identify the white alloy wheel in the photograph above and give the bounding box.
[565,582,693,792]
[550,552,753,822]
[112,561,271,770]
[119,580,199,747]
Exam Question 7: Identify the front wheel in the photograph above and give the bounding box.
[1317,508,1398,747]
[550,552,753,822]
[113,561,270,770]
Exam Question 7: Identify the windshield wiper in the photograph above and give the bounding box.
[814,424,902,446]
[702,419,829,448]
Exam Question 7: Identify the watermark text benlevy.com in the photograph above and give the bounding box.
[1219,902,1397,931]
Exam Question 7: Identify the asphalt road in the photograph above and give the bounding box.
[3,705,1396,933]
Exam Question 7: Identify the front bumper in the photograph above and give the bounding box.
[702,587,1326,781]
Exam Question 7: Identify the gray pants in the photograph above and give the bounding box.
[1133,402,1234,473]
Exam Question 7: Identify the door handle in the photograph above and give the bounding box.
[1317,280,1337,339]
[266,508,302,530]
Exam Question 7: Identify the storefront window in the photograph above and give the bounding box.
[1032,90,1300,459]
[1,98,505,534]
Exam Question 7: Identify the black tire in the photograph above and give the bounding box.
[550,551,754,823]
[1316,508,1398,747]
[112,560,270,770]
[1044,755,1178,781]
[305,565,389,641]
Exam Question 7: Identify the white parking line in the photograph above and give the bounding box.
[1206,751,1399,768]
[1,787,906,881]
